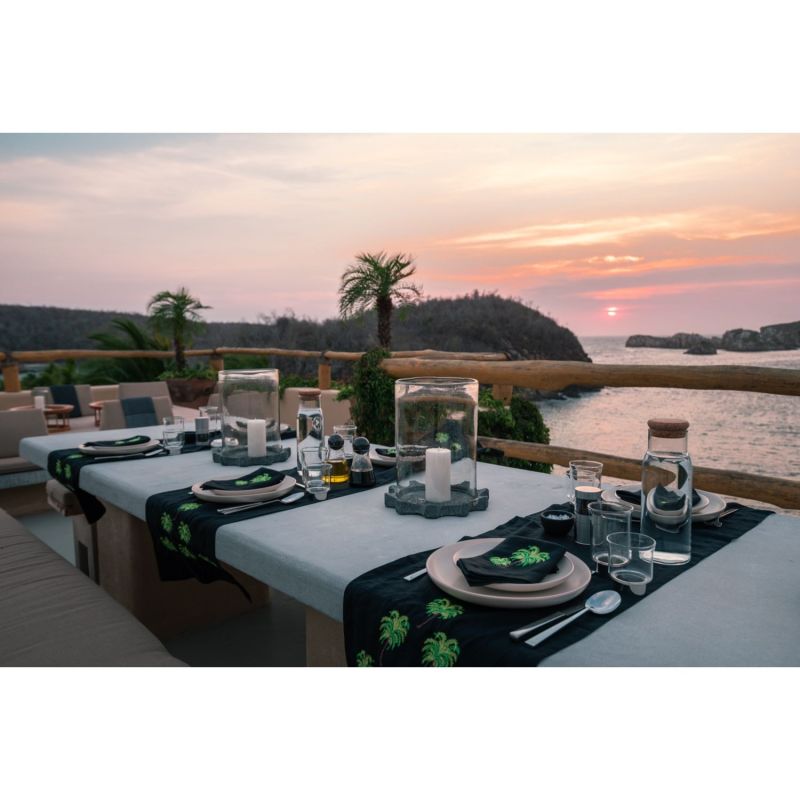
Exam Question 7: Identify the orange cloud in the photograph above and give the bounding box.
[582,277,800,301]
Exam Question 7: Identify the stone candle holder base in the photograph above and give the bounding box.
[384,481,489,518]
[212,446,291,467]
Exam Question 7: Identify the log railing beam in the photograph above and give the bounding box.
[478,437,800,510]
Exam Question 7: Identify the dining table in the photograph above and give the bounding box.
[20,425,800,666]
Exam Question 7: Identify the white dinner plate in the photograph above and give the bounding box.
[79,439,159,456]
[427,539,591,609]
[450,545,576,593]
[191,474,296,504]
[602,484,714,518]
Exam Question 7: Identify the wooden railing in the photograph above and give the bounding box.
[2,346,798,508]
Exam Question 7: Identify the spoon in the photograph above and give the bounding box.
[217,491,306,515]
[523,590,622,648]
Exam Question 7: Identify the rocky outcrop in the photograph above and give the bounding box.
[685,340,717,355]
[626,332,713,349]
[628,321,800,352]
[720,328,770,352]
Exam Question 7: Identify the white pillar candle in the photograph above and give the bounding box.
[425,447,452,503]
[247,419,267,458]
[33,395,46,410]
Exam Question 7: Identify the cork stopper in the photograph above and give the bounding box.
[298,388,321,398]
[647,418,689,438]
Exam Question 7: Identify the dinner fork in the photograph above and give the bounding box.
[217,491,306,515]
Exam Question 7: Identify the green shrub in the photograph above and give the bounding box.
[477,390,551,473]
[345,347,395,445]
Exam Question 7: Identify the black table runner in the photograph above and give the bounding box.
[144,464,396,600]
[343,503,772,667]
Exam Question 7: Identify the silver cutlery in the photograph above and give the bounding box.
[403,567,428,582]
[91,447,166,461]
[705,507,740,528]
[509,602,585,641]
[216,491,306,515]
[524,590,621,648]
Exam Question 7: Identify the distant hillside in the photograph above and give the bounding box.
[0,293,589,377]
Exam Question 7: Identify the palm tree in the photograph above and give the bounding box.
[84,319,168,383]
[338,251,422,349]
[378,609,410,665]
[147,287,210,373]
[421,632,460,667]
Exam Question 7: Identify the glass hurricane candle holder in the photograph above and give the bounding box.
[213,369,290,466]
[385,377,489,518]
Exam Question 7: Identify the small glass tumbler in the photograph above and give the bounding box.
[608,532,656,595]
[305,462,332,501]
[567,460,603,504]
[588,500,633,568]
[162,416,185,455]
[333,424,357,461]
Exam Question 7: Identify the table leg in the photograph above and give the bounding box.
[305,606,347,667]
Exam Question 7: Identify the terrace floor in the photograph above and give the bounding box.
[20,510,308,666]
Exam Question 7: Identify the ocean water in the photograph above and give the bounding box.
[536,336,800,479]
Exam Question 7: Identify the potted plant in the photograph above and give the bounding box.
[147,287,215,407]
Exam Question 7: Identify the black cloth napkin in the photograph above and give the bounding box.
[83,434,154,448]
[144,464,396,600]
[201,466,285,492]
[121,396,158,426]
[50,384,82,417]
[456,531,566,586]
[617,486,702,508]
[342,503,773,667]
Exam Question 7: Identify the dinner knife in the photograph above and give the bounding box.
[509,602,586,641]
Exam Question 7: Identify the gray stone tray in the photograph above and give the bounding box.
[384,481,489,518]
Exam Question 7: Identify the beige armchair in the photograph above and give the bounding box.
[100,396,173,430]
[0,409,48,476]
[118,381,171,401]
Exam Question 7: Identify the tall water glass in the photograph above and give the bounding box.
[608,532,656,596]
[588,500,633,568]
[567,460,603,504]
[162,416,185,455]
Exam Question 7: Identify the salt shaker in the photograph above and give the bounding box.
[574,485,603,545]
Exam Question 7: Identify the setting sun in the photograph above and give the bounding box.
[606,306,618,317]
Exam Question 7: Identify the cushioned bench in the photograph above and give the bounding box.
[0,509,185,666]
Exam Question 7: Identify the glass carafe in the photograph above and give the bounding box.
[296,388,324,470]
[349,436,375,488]
[325,433,350,485]
[640,418,692,565]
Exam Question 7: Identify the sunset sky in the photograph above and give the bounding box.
[1,133,798,336]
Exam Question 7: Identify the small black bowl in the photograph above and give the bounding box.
[540,509,575,537]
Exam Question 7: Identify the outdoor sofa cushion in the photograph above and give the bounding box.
[0,509,185,666]
[0,408,47,458]
[0,456,41,476]
[100,396,173,430]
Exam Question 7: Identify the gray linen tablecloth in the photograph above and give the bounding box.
[21,427,800,666]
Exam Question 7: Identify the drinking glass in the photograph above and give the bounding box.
[300,446,328,482]
[333,424,357,460]
[567,460,603,504]
[199,405,220,433]
[305,462,332,501]
[162,416,185,455]
[608,532,656,595]
[588,500,633,568]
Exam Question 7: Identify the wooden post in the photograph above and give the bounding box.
[209,355,224,375]
[318,360,332,390]
[492,384,514,405]
[2,362,21,392]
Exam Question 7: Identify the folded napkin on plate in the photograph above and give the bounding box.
[83,434,153,448]
[456,534,567,587]
[618,486,702,508]
[201,466,285,492]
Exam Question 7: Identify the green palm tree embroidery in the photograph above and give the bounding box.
[489,556,512,567]
[178,522,192,544]
[421,632,460,667]
[435,432,450,445]
[67,453,82,460]
[512,545,550,566]
[249,474,272,485]
[378,610,410,665]
[160,536,177,552]
[234,480,249,486]
[64,464,72,481]
[355,651,375,667]
[55,460,63,477]
[178,502,201,512]
[178,544,197,560]
[198,554,217,566]
[418,598,464,629]
[160,513,173,534]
